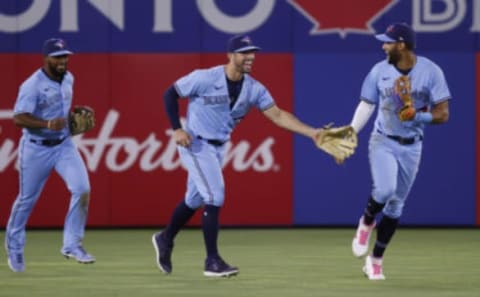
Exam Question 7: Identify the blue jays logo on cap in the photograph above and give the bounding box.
[375,23,416,48]
[42,38,73,57]
[227,34,261,53]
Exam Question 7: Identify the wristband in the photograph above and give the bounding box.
[414,112,433,123]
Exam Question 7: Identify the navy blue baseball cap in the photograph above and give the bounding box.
[42,38,73,57]
[227,35,261,53]
[375,23,416,48]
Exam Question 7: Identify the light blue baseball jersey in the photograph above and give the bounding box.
[7,68,90,255]
[14,69,73,138]
[360,56,451,138]
[174,65,275,141]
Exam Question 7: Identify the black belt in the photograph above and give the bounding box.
[30,137,65,147]
[377,130,422,145]
[197,136,226,147]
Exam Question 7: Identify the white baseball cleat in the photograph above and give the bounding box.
[363,255,385,280]
[352,216,376,257]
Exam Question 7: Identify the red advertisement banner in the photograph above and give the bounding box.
[0,53,294,227]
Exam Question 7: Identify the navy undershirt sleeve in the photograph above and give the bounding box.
[163,85,182,130]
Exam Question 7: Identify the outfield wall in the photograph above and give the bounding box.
[0,0,478,227]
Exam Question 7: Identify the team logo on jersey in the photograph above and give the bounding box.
[287,0,399,38]
[204,95,229,105]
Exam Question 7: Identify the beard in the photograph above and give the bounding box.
[242,65,252,73]
[51,68,65,78]
[49,63,67,78]
[50,67,67,79]
[387,49,401,65]
[234,62,251,74]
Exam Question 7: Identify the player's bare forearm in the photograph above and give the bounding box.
[14,113,66,131]
[263,105,317,139]
[430,101,449,124]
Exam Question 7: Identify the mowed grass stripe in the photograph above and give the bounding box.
[0,229,478,297]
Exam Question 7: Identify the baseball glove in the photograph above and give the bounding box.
[69,105,95,135]
[394,75,416,121]
[315,124,358,163]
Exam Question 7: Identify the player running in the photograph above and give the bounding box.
[152,34,351,278]
[349,23,451,280]
[5,38,95,272]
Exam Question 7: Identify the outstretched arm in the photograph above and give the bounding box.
[262,104,318,140]
[263,104,357,163]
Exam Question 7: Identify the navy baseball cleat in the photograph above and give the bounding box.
[204,256,239,277]
[61,246,95,264]
[7,251,25,272]
[152,232,173,274]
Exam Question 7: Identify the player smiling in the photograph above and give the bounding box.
[152,34,353,277]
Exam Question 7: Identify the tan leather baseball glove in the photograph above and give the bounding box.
[395,76,416,121]
[315,124,358,163]
[69,105,95,135]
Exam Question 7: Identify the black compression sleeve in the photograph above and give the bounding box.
[163,85,182,130]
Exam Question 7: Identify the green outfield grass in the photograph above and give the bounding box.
[0,228,479,297]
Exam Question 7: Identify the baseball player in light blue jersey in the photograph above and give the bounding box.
[153,34,328,277]
[5,38,95,273]
[349,23,450,280]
